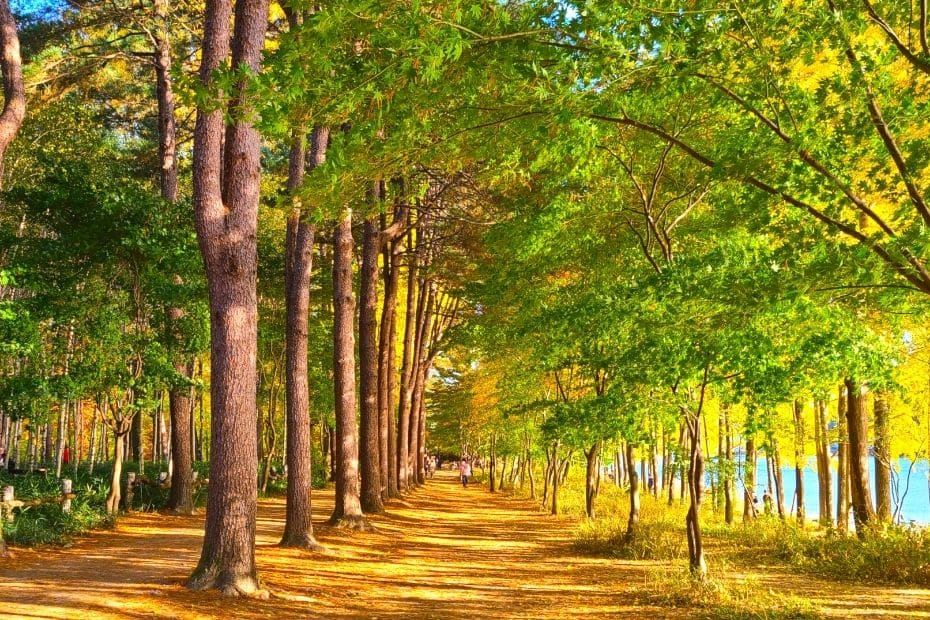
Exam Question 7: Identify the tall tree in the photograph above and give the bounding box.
[187,0,269,595]
[280,123,329,548]
[873,393,892,522]
[329,210,368,529]
[845,378,875,534]
[0,0,24,559]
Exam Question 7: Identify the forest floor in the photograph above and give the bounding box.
[1,469,929,619]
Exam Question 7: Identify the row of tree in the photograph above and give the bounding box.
[3,0,930,590]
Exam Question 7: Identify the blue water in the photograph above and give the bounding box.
[732,457,930,525]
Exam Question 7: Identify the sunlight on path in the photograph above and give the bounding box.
[0,470,929,618]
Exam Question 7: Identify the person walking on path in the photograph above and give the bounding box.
[459,458,472,487]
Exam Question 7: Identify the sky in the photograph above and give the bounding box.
[12,0,65,21]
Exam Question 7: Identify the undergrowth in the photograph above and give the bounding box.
[646,567,822,619]
[708,516,930,586]
[511,461,930,588]
[1,461,209,547]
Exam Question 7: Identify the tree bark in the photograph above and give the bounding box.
[156,0,194,514]
[0,0,25,185]
[378,221,401,499]
[187,0,268,595]
[773,441,785,519]
[814,399,833,527]
[584,441,600,518]
[168,359,194,514]
[625,443,640,539]
[685,410,706,578]
[549,441,560,515]
[359,213,384,514]
[329,212,368,529]
[743,436,756,522]
[873,393,892,523]
[396,224,417,492]
[409,280,435,486]
[845,378,875,534]
[722,408,733,525]
[406,276,428,488]
[489,433,497,493]
[280,124,327,549]
[792,400,806,525]
[837,384,850,532]
[106,419,132,515]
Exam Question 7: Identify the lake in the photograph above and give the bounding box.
[733,457,930,526]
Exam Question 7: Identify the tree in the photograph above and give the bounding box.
[187,0,269,595]
[329,209,368,529]
[280,122,328,548]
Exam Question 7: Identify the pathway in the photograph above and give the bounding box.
[0,470,928,618]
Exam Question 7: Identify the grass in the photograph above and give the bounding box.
[573,509,686,560]
[708,516,930,586]
[508,460,930,592]
[646,566,822,619]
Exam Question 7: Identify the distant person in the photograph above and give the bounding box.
[459,458,472,487]
[62,444,70,465]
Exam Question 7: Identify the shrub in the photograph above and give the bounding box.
[4,499,114,546]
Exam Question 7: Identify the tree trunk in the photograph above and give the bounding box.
[187,0,268,595]
[0,0,26,184]
[359,212,384,513]
[649,445,658,498]
[489,434,497,492]
[743,436,756,522]
[625,443,640,539]
[378,217,401,499]
[814,399,833,527]
[722,407,733,525]
[158,6,194,511]
[415,373,428,485]
[408,278,433,487]
[874,394,892,523]
[584,441,600,518]
[550,441,559,515]
[772,441,785,519]
[55,403,67,477]
[168,360,194,514]
[88,407,98,474]
[106,426,129,515]
[845,378,875,534]
[837,384,850,532]
[541,447,550,507]
[685,413,706,579]
[396,226,417,492]
[793,400,806,525]
[527,451,536,499]
[280,123,326,548]
[329,212,368,529]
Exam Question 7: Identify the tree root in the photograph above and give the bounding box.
[279,532,325,552]
[328,514,374,531]
[187,566,266,598]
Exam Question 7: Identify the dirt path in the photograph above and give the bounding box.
[1,470,929,619]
